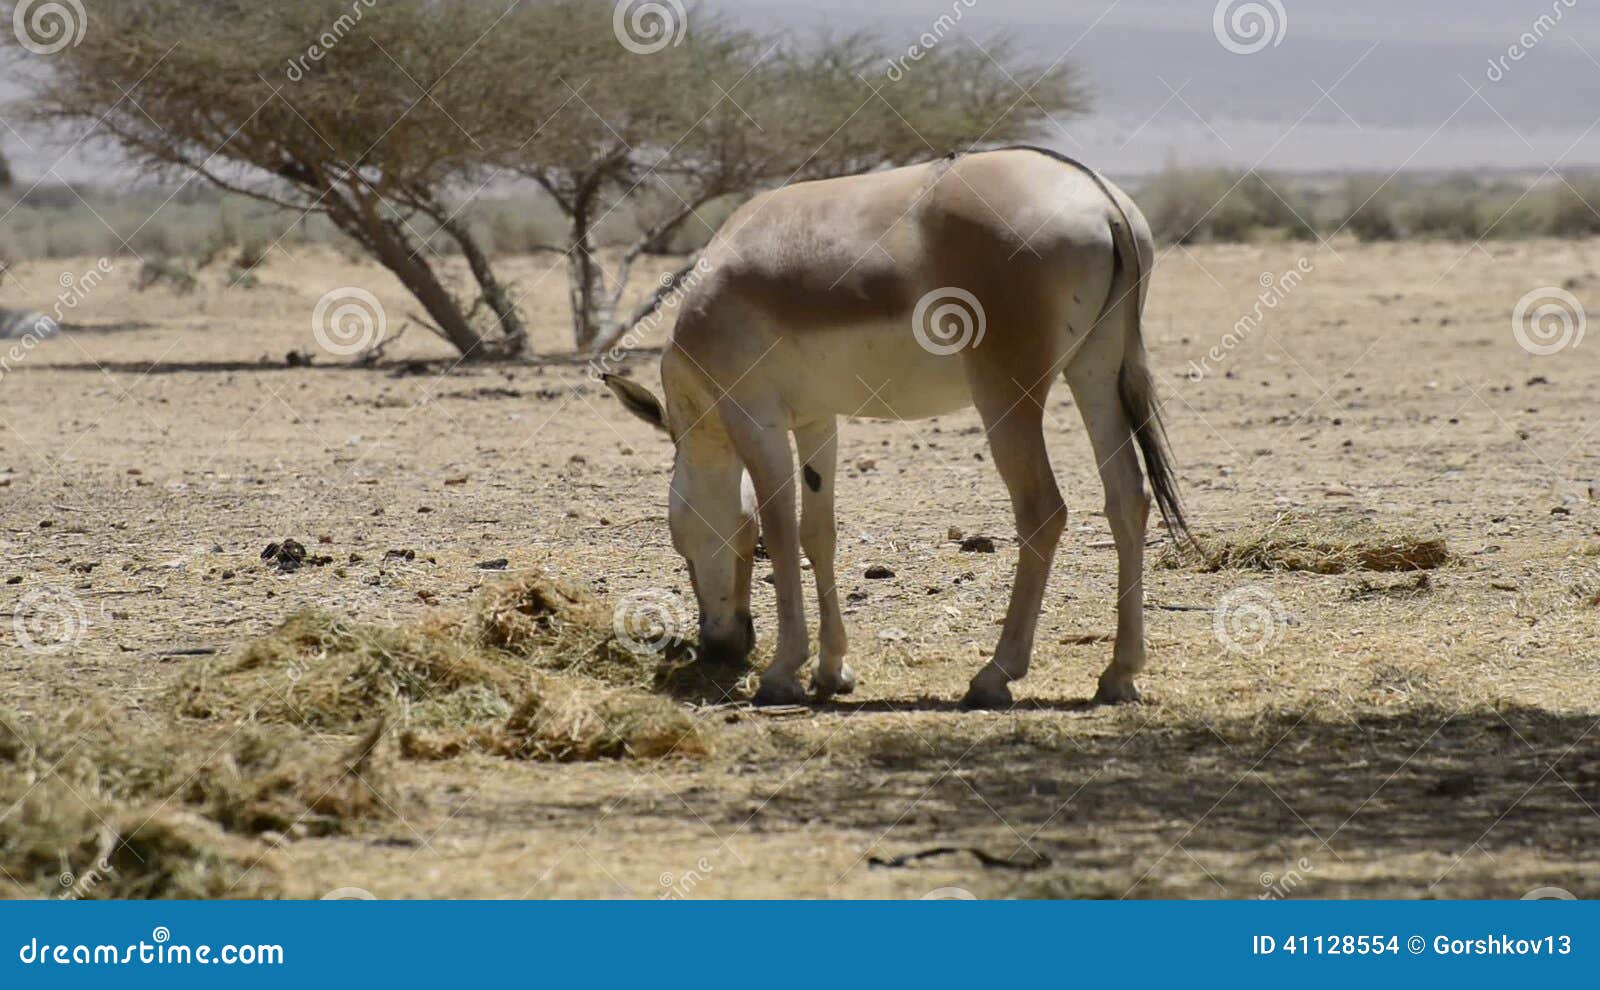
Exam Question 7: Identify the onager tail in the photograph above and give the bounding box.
[997,145,1193,548]
[1104,220,1194,551]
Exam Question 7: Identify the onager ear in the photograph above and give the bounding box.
[602,374,669,434]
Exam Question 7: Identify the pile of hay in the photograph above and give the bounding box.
[175,572,715,763]
[1170,511,1452,575]
[401,674,711,763]
[0,707,393,898]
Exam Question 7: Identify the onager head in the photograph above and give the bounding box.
[604,373,757,668]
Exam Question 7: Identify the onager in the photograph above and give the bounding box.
[605,145,1190,709]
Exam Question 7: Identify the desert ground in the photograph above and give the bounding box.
[2,235,1598,899]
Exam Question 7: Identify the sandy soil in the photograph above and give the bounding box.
[2,237,1598,899]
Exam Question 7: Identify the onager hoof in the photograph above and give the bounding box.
[811,663,857,702]
[753,673,809,707]
[959,677,1014,711]
[1093,674,1142,706]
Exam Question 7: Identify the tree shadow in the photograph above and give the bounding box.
[619,704,1600,897]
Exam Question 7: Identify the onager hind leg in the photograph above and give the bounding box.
[1066,361,1152,704]
[794,420,855,700]
[961,371,1066,710]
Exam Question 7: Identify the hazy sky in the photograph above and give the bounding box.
[4,0,1597,181]
[722,0,1600,173]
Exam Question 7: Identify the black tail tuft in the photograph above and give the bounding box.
[1118,361,1194,551]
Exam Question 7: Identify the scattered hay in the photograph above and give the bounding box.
[183,721,391,837]
[0,706,394,898]
[181,572,719,762]
[0,780,282,899]
[401,675,712,763]
[1168,512,1453,575]
[176,610,527,730]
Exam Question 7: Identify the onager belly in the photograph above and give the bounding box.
[774,319,975,422]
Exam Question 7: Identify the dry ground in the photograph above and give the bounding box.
[2,237,1599,899]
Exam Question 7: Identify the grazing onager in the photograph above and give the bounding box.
[605,145,1191,709]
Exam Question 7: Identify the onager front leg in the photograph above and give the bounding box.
[795,420,854,700]
[724,414,811,706]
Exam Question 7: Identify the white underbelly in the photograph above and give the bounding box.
[777,321,975,421]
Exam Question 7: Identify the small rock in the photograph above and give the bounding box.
[947,526,963,542]
[856,457,877,472]
[1429,773,1479,798]
[959,535,997,554]
[477,558,509,570]
[864,565,895,579]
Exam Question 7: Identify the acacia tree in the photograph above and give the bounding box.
[478,1,1088,350]
[11,0,542,358]
[12,0,1086,355]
